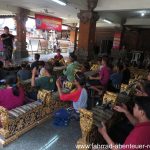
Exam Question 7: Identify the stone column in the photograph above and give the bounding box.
[77,10,99,61]
[77,0,99,62]
[69,26,78,51]
[14,8,29,60]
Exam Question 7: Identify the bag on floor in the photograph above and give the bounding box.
[53,108,70,127]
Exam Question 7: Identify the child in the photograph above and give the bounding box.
[56,72,87,112]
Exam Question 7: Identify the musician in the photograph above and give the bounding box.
[54,49,63,62]
[0,75,25,110]
[99,96,150,150]
[56,72,87,112]
[63,53,79,82]
[88,56,110,87]
[31,53,40,70]
[31,63,56,91]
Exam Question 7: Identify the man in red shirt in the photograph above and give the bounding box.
[98,96,150,150]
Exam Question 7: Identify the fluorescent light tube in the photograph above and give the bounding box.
[51,0,66,6]
[141,12,145,17]
[103,19,112,24]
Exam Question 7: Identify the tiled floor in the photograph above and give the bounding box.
[1,119,81,150]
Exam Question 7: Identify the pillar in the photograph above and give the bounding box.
[70,27,78,51]
[77,10,99,61]
[70,30,76,43]
[14,8,29,60]
[76,0,99,62]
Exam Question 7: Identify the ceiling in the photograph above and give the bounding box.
[0,0,150,27]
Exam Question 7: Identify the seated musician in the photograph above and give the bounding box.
[114,82,150,126]
[63,53,79,82]
[98,96,150,150]
[81,62,90,74]
[88,56,110,87]
[17,63,32,81]
[109,63,123,89]
[31,63,56,91]
[0,75,25,110]
[54,49,63,62]
[31,53,40,70]
[56,72,87,112]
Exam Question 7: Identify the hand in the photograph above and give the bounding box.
[56,79,61,87]
[32,67,37,76]
[98,122,107,136]
[113,104,128,114]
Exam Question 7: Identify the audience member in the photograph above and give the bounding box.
[1,26,15,66]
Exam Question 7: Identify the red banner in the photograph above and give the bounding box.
[35,14,62,31]
[113,32,121,49]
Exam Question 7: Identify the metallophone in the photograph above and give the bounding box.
[0,80,71,146]
[77,91,131,150]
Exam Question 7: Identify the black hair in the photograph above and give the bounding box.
[70,53,77,61]
[56,49,61,52]
[134,96,150,119]
[0,61,3,69]
[116,63,123,72]
[21,63,27,68]
[102,56,109,65]
[34,53,40,61]
[45,63,53,75]
[4,26,9,30]
[5,75,20,96]
[75,72,86,86]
